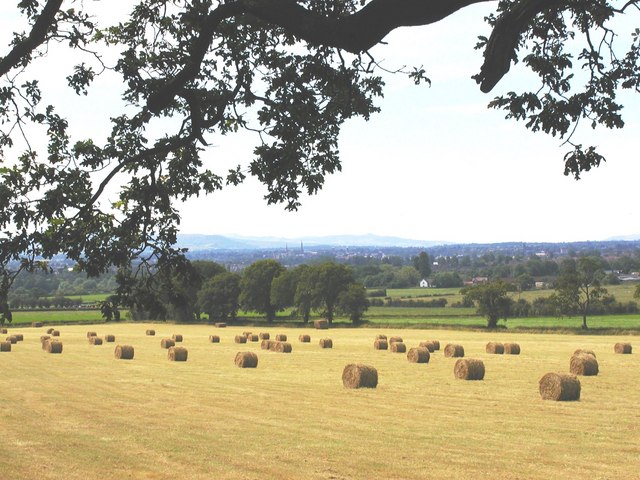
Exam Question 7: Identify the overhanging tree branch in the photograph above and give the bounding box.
[0,0,63,76]
[148,0,492,113]
[474,0,563,93]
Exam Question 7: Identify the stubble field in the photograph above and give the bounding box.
[1,323,638,479]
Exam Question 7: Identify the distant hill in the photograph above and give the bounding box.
[177,233,444,250]
[605,234,640,241]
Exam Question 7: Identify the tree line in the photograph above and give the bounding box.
[99,259,368,324]
[461,256,640,329]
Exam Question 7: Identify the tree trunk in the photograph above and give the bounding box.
[266,307,275,322]
[487,315,498,329]
[582,314,588,329]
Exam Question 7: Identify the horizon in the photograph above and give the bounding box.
[177,231,640,247]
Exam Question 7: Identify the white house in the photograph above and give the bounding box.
[419,279,430,288]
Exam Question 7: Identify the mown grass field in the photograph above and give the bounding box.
[1,323,638,479]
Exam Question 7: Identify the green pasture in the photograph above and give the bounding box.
[64,293,111,302]
[7,307,640,333]
[385,283,639,306]
[10,309,113,325]
[385,287,461,298]
[0,323,637,479]
[361,313,640,331]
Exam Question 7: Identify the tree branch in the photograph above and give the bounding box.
[0,0,63,76]
[147,0,491,113]
[474,0,562,93]
[241,0,493,52]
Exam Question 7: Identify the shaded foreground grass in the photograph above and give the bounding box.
[1,324,638,479]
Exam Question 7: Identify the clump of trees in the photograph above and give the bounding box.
[102,259,368,324]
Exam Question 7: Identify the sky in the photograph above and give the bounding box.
[1,3,639,245]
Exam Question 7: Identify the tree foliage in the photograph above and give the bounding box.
[338,282,369,323]
[239,259,285,321]
[197,271,241,321]
[412,251,431,279]
[461,279,513,328]
[554,256,608,329]
[1,0,639,307]
[308,261,354,322]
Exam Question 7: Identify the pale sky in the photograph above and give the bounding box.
[2,3,639,244]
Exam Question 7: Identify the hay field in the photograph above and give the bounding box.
[1,324,638,480]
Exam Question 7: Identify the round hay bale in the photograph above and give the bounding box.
[242,331,253,338]
[168,346,188,362]
[454,358,485,380]
[319,338,333,349]
[247,334,259,342]
[32,322,43,328]
[208,335,220,343]
[234,335,248,344]
[41,336,51,350]
[539,372,581,401]
[275,334,287,342]
[45,340,63,354]
[373,339,388,350]
[215,322,227,328]
[429,340,441,351]
[160,338,175,349]
[261,339,275,350]
[573,348,596,358]
[6,336,17,344]
[51,330,60,337]
[0,328,7,334]
[86,331,97,338]
[89,336,103,346]
[375,334,387,340]
[504,343,521,355]
[104,334,115,342]
[114,344,134,360]
[274,341,292,353]
[570,353,599,376]
[14,333,23,342]
[444,343,464,357]
[46,328,54,334]
[314,319,329,329]
[0,341,11,352]
[342,364,378,389]
[419,341,435,352]
[407,347,430,363]
[172,334,183,342]
[614,342,632,354]
[258,332,270,340]
[486,342,505,354]
[235,351,258,368]
[146,329,155,336]
[390,342,407,353]
[298,334,311,343]
[389,336,403,344]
